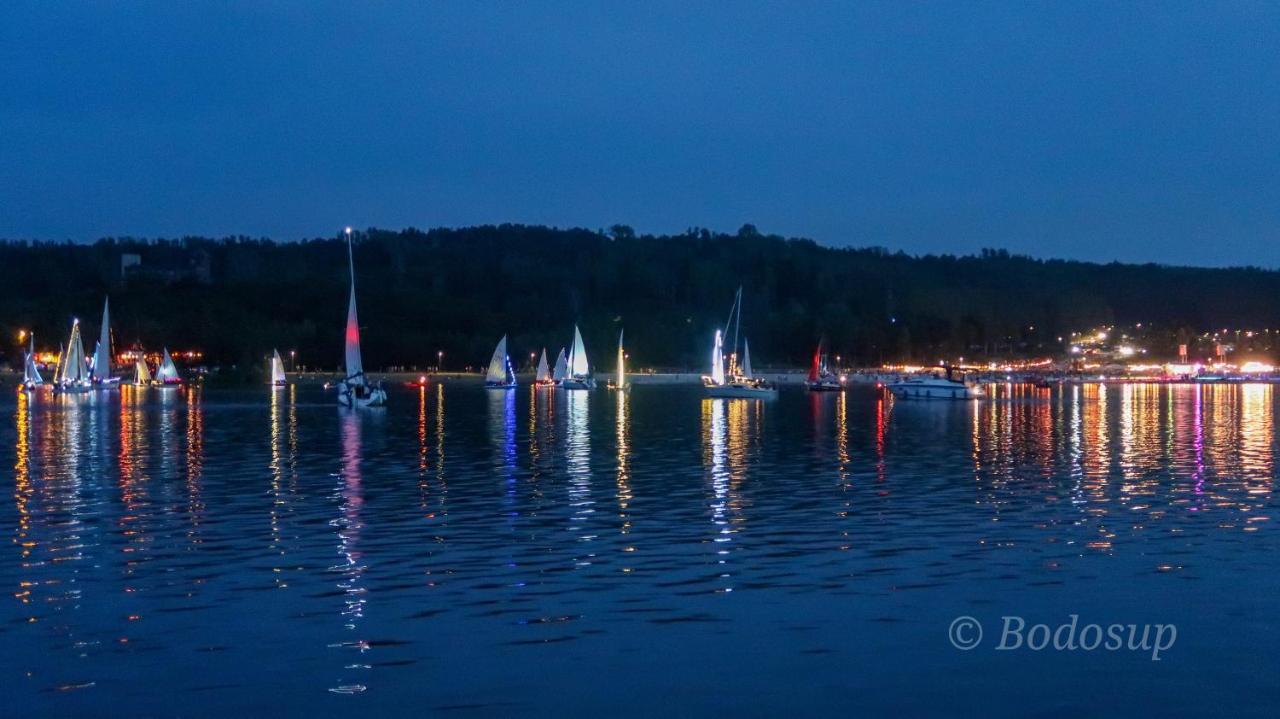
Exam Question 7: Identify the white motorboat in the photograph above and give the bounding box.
[885,366,984,400]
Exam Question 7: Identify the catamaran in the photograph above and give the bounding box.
[21,334,43,391]
[534,348,554,386]
[484,335,517,389]
[607,329,627,391]
[336,228,387,408]
[805,338,845,391]
[154,348,182,386]
[551,347,568,385]
[90,297,120,388]
[703,287,777,399]
[562,325,596,389]
[270,348,288,387]
[132,356,153,386]
[54,319,92,394]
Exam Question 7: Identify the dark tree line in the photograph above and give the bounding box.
[3,224,1280,373]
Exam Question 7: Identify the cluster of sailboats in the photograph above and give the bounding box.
[21,298,182,394]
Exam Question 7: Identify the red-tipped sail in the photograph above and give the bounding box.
[808,340,823,382]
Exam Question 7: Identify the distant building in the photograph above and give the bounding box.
[121,253,141,278]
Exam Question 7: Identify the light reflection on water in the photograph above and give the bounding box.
[4,383,1280,716]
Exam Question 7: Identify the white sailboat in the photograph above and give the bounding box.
[90,297,120,388]
[485,335,516,389]
[534,348,553,386]
[21,334,44,391]
[270,348,287,387]
[551,347,568,385]
[562,324,596,390]
[154,347,182,386]
[607,329,628,391]
[133,356,152,386]
[703,287,777,399]
[54,319,92,394]
[336,228,387,408]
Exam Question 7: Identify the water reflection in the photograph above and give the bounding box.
[566,391,593,559]
[330,409,368,695]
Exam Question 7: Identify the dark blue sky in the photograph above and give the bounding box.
[3,3,1278,266]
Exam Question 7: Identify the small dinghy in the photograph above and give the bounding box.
[21,334,44,391]
[154,348,182,386]
[534,348,554,387]
[132,356,153,386]
[561,325,596,390]
[269,349,287,387]
[336,228,387,408]
[484,335,517,389]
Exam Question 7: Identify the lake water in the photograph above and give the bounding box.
[4,382,1279,717]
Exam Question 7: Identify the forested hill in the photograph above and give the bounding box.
[3,224,1280,371]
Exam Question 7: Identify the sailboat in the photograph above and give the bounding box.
[703,287,777,399]
[54,319,92,394]
[561,325,596,390]
[607,329,628,391]
[336,228,387,408]
[484,335,517,389]
[805,338,845,391]
[21,334,44,391]
[153,348,182,386]
[270,349,288,387]
[133,356,152,386]
[551,347,568,385]
[534,348,554,387]
[90,297,120,388]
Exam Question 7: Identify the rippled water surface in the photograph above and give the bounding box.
[4,382,1280,716]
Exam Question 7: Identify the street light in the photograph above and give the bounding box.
[438,350,443,372]
[290,349,296,372]
[17,329,27,343]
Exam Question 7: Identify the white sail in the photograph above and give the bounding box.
[271,349,287,384]
[552,348,568,382]
[535,349,550,382]
[742,339,753,379]
[344,283,363,379]
[135,357,152,384]
[23,335,43,386]
[569,325,589,378]
[92,297,111,380]
[54,343,65,384]
[157,348,180,382]
[710,329,725,385]
[486,335,510,383]
[62,320,88,383]
[616,329,625,388]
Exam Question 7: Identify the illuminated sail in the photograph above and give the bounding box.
[711,330,725,385]
[742,339,753,379]
[569,325,589,378]
[552,348,568,382]
[62,320,89,383]
[23,336,43,386]
[616,329,625,389]
[92,297,111,380]
[486,335,510,384]
[535,348,550,382]
[270,349,287,384]
[157,348,180,382]
[135,357,152,384]
[808,339,823,382]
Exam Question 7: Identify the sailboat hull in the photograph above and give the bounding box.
[485,381,517,389]
[805,379,844,392]
[93,377,122,390]
[561,378,596,390]
[53,382,93,395]
[338,382,387,408]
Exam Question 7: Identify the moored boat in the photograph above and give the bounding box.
[484,335,517,389]
[336,228,387,408]
[885,366,984,400]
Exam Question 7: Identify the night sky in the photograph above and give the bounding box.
[3,3,1278,266]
